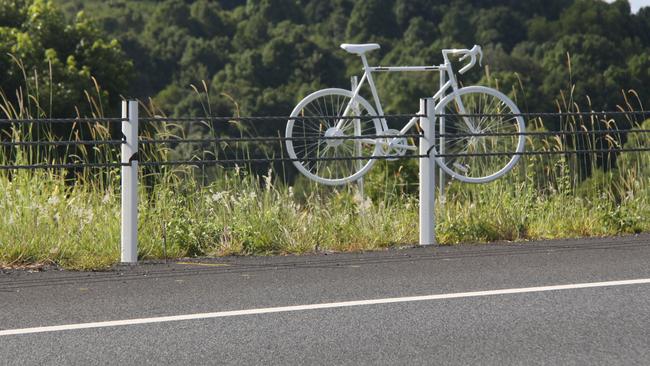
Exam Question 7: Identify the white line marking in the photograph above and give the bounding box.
[2,278,649,337]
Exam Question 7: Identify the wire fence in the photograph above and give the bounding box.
[0,111,649,170]
[3,105,648,262]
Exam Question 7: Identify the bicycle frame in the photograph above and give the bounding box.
[335,50,472,151]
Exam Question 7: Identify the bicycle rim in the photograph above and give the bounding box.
[435,86,525,183]
[286,89,382,185]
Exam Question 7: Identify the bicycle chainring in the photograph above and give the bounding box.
[381,129,408,161]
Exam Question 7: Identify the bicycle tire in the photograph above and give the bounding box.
[286,88,382,185]
[433,86,525,183]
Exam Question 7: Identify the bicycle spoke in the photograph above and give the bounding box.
[286,89,382,184]
[436,88,524,182]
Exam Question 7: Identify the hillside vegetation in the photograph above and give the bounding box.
[48,0,650,119]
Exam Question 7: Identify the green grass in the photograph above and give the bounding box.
[1,143,648,270]
[0,167,423,269]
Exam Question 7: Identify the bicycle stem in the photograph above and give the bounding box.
[360,55,386,126]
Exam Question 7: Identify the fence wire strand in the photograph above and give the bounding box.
[139,154,428,167]
[435,147,650,158]
[0,118,126,125]
[1,140,124,147]
[0,162,126,170]
[139,133,422,145]
[138,110,650,122]
[435,110,650,118]
[438,129,650,138]
[139,114,422,123]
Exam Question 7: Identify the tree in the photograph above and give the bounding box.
[345,0,398,42]
[51,0,650,123]
[473,6,526,51]
[541,34,625,110]
[0,0,132,117]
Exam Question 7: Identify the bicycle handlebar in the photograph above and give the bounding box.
[443,45,483,75]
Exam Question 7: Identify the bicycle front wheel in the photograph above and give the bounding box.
[286,88,382,185]
[434,86,525,183]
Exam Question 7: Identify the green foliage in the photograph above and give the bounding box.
[3,151,649,269]
[346,0,398,42]
[0,0,132,117]
[47,0,650,120]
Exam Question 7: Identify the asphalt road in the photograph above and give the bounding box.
[1,234,650,365]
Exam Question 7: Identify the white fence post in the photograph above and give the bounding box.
[351,75,365,198]
[438,69,446,203]
[121,100,139,264]
[419,98,436,246]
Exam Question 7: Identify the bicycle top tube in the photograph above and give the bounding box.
[355,45,481,76]
[368,66,443,72]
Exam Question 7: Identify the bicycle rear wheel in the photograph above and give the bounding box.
[286,88,382,185]
[434,86,525,183]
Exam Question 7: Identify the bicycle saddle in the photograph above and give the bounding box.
[340,43,380,55]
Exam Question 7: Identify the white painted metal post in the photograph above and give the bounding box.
[121,100,139,264]
[351,75,364,197]
[419,98,436,246]
[438,69,446,202]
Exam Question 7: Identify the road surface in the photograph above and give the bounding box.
[1,234,649,365]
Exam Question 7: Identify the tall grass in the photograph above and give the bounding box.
[0,64,649,270]
[431,85,650,243]
[0,73,421,269]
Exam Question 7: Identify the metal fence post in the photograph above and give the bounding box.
[121,100,139,264]
[419,98,436,246]
[438,69,446,203]
[351,75,364,198]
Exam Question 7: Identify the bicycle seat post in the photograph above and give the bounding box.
[359,54,370,71]
[356,54,385,122]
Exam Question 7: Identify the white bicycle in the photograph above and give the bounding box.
[285,43,525,186]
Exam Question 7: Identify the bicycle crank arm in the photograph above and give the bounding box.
[362,139,415,150]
